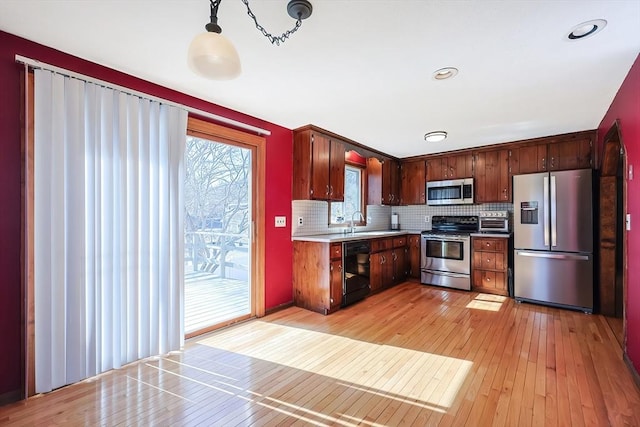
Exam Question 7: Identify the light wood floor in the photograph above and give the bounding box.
[2,281,639,426]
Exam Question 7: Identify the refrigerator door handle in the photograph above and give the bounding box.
[551,175,557,247]
[543,176,550,247]
[516,251,590,261]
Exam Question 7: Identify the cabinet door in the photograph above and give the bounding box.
[382,159,400,205]
[383,249,394,287]
[516,144,548,174]
[311,133,331,199]
[370,252,384,292]
[400,160,426,205]
[408,235,421,279]
[475,150,510,203]
[392,248,407,284]
[426,158,443,182]
[548,137,592,170]
[498,149,511,201]
[329,139,345,201]
[330,260,343,309]
[447,154,473,179]
[367,157,383,205]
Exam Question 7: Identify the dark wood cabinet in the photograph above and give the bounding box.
[407,234,421,279]
[293,241,343,314]
[400,160,426,205]
[368,158,400,205]
[426,154,473,181]
[471,237,508,296]
[474,149,511,203]
[510,132,593,175]
[293,128,345,201]
[370,236,407,291]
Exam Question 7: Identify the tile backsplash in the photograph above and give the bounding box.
[291,200,392,236]
[292,200,512,236]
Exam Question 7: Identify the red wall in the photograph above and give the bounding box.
[0,30,294,399]
[597,53,640,373]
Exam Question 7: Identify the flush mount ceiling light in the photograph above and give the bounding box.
[188,0,313,80]
[424,131,448,142]
[566,19,607,40]
[433,67,458,80]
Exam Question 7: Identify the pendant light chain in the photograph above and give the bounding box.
[241,0,303,46]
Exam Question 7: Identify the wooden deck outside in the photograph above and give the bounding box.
[2,281,639,426]
[185,271,250,334]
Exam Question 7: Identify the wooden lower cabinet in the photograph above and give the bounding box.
[293,241,343,314]
[370,237,407,292]
[407,234,421,279]
[471,236,509,296]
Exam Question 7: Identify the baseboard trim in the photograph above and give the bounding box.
[265,301,294,316]
[0,389,23,407]
[623,352,640,390]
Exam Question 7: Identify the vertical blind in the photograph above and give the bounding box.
[34,69,187,393]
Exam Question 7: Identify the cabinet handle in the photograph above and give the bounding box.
[326,184,330,196]
[329,185,334,196]
[486,276,491,282]
[393,252,397,261]
[551,157,556,168]
[542,157,546,170]
[486,242,490,247]
[339,264,342,271]
[330,264,333,271]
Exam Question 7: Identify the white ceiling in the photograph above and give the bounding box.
[1,1,639,157]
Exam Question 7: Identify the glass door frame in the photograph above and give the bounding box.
[185,116,266,339]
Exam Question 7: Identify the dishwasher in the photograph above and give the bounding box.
[342,240,371,306]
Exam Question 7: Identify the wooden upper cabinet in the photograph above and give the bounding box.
[426,153,473,181]
[548,135,592,170]
[510,132,594,175]
[474,149,510,203]
[426,158,443,181]
[293,128,345,201]
[400,160,426,205]
[368,158,400,205]
[445,154,473,179]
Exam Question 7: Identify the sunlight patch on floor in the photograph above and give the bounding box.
[466,293,507,311]
[197,321,473,409]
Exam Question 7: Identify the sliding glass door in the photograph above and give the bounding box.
[184,133,255,336]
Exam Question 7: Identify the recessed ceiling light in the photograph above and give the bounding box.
[567,19,607,40]
[424,131,447,142]
[433,67,458,80]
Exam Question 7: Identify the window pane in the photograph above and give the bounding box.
[330,165,363,224]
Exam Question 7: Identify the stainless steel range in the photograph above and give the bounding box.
[421,216,478,291]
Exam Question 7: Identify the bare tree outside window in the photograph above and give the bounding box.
[183,135,252,334]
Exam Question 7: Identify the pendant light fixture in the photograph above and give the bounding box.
[188,0,313,80]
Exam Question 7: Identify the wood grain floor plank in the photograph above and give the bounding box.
[2,282,639,426]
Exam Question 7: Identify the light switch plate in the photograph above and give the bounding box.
[626,213,631,231]
[275,216,286,228]
[629,164,634,180]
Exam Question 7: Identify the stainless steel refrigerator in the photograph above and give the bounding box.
[513,169,593,312]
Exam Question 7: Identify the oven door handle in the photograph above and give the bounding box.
[421,269,469,279]
[421,236,469,242]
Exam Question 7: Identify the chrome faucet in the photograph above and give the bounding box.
[350,211,365,234]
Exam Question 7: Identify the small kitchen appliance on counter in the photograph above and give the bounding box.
[478,210,510,233]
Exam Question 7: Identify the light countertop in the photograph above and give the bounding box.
[292,229,423,243]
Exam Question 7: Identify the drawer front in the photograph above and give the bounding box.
[473,238,505,252]
[473,251,506,270]
[330,243,342,260]
[393,237,407,248]
[473,270,506,290]
[371,238,392,252]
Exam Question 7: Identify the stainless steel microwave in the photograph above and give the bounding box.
[426,178,474,205]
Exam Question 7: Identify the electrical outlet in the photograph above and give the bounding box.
[298,216,304,226]
[424,215,430,223]
[275,216,286,228]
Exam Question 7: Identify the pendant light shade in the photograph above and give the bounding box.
[187,31,241,80]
